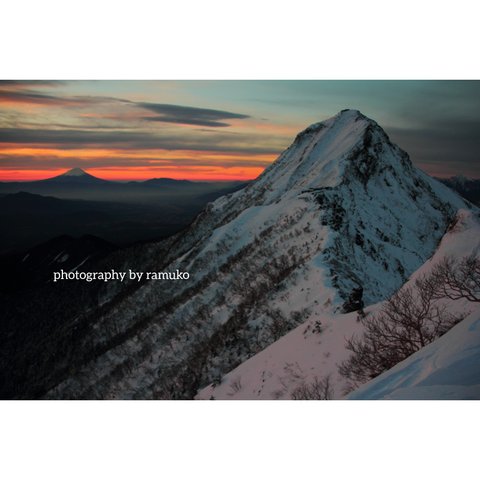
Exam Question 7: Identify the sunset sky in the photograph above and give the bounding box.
[0,80,479,181]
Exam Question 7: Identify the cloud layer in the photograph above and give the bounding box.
[1,80,479,180]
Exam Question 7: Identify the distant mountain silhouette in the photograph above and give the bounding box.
[0,168,246,203]
[39,168,109,185]
[141,178,197,187]
[437,176,480,206]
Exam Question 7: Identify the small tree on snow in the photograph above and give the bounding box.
[291,375,333,400]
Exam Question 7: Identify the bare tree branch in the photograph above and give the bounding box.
[339,272,466,391]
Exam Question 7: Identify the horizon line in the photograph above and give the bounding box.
[0,168,258,183]
[0,167,478,183]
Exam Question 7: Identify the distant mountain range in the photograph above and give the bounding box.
[0,191,191,253]
[0,168,246,203]
[0,170,247,254]
[437,175,480,206]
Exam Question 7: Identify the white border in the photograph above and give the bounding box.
[0,401,478,480]
[1,1,478,479]
[1,1,479,79]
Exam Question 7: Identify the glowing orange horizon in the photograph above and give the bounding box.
[0,144,276,182]
[0,166,264,182]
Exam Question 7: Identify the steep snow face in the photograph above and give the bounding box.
[44,110,473,400]
[196,210,480,400]
[241,109,377,201]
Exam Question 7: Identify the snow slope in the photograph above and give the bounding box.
[196,210,480,400]
[347,309,480,400]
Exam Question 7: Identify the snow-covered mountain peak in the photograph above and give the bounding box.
[292,108,367,138]
[216,110,411,208]
[61,167,89,177]
[201,110,471,305]
[43,167,107,184]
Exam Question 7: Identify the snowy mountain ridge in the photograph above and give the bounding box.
[42,110,473,399]
[197,209,480,400]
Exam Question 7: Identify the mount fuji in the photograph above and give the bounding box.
[40,167,110,185]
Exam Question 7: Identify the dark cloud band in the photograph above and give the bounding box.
[0,127,282,156]
[0,154,271,171]
[386,119,480,177]
[0,84,251,128]
[138,102,249,127]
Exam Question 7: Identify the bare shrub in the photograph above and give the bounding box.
[426,254,480,303]
[339,276,465,390]
[229,376,242,394]
[291,375,333,400]
[312,320,323,334]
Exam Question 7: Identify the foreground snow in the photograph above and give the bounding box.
[196,309,362,399]
[348,310,480,399]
